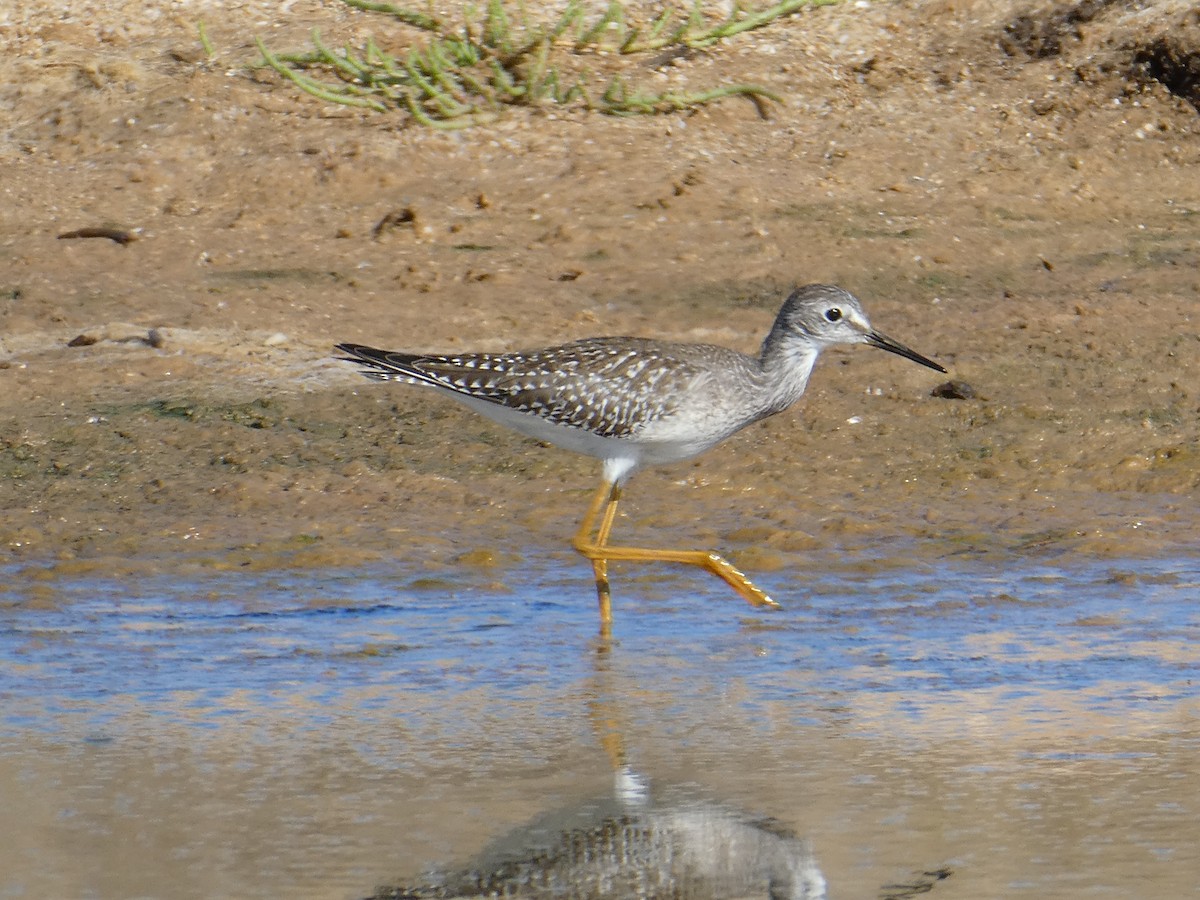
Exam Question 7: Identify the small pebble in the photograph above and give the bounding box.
[931,380,976,400]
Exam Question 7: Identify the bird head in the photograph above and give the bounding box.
[777,284,945,373]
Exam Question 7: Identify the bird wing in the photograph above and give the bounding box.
[336,339,694,439]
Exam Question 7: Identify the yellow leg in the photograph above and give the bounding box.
[589,485,626,629]
[573,481,618,625]
[571,479,781,619]
[595,483,622,547]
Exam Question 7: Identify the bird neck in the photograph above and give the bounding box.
[757,331,821,414]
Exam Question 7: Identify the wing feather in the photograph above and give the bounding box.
[335,339,702,438]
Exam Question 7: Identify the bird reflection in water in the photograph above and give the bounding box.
[368,642,826,900]
[369,764,826,899]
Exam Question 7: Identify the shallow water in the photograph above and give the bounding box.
[2,552,1198,899]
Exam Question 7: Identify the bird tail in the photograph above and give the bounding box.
[334,343,425,383]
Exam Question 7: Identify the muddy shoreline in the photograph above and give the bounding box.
[2,0,1198,588]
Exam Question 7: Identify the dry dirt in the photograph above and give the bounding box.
[2,0,1199,591]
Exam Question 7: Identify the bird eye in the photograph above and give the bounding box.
[824,308,842,322]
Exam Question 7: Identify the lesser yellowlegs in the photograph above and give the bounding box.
[337,284,945,624]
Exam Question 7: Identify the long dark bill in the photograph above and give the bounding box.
[866,331,946,373]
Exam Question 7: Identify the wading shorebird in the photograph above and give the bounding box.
[337,284,945,625]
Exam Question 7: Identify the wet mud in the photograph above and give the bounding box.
[2,0,1199,584]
